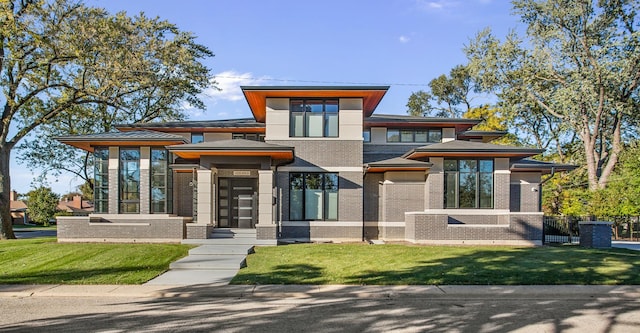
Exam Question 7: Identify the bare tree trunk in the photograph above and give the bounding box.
[0,145,16,239]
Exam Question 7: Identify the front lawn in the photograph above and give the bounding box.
[232,243,640,285]
[0,238,192,284]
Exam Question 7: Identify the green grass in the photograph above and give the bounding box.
[0,238,192,284]
[232,243,640,285]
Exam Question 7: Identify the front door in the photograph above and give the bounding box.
[218,178,257,228]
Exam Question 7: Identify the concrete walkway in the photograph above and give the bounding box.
[2,283,640,299]
[612,240,640,251]
[145,229,275,286]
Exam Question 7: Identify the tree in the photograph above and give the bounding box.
[26,186,59,226]
[0,0,213,239]
[407,65,474,117]
[465,0,640,190]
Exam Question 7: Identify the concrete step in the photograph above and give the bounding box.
[169,254,247,270]
[210,229,257,239]
[145,269,239,285]
[188,245,254,255]
[182,238,277,246]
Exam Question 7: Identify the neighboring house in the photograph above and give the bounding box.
[55,86,572,244]
[9,190,28,225]
[57,195,94,216]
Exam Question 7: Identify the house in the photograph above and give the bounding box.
[55,86,572,244]
[57,195,94,216]
[9,190,28,225]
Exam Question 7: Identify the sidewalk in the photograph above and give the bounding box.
[2,284,640,299]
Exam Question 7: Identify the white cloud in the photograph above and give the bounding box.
[399,35,410,43]
[416,0,459,11]
[204,70,271,103]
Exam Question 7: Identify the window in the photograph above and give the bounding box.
[119,148,140,213]
[363,129,371,142]
[191,133,204,144]
[289,173,338,221]
[232,133,265,142]
[386,128,441,143]
[444,159,493,209]
[387,129,400,142]
[94,148,109,213]
[151,148,170,213]
[290,99,339,137]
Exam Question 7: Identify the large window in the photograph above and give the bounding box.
[119,148,140,213]
[444,159,493,209]
[290,99,339,137]
[94,148,109,213]
[151,148,171,213]
[387,129,442,143]
[290,173,338,221]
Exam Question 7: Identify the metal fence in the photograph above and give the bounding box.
[543,215,640,244]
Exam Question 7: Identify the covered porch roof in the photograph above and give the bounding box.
[364,157,433,173]
[166,139,295,161]
[510,159,577,174]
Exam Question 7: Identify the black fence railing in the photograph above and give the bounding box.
[543,215,640,244]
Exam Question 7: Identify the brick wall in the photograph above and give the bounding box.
[57,215,188,243]
[404,212,543,245]
[269,140,362,167]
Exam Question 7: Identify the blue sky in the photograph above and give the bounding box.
[12,0,523,195]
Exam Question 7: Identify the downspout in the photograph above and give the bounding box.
[362,165,368,242]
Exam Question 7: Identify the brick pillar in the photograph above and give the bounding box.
[257,169,276,239]
[139,147,150,214]
[426,157,444,209]
[494,158,510,210]
[196,169,212,225]
[108,147,119,214]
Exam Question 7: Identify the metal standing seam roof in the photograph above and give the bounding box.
[365,114,482,124]
[55,130,188,141]
[403,140,544,159]
[364,157,433,173]
[55,130,189,152]
[166,139,295,161]
[167,139,293,151]
[116,118,265,130]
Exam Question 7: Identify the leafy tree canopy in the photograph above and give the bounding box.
[26,186,59,226]
[0,0,214,239]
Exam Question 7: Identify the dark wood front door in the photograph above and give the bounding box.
[218,178,257,228]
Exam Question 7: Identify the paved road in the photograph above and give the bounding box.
[1,286,639,332]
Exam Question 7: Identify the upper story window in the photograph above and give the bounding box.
[444,159,494,209]
[290,99,339,138]
[191,133,204,144]
[232,133,265,142]
[387,128,442,143]
[363,129,371,142]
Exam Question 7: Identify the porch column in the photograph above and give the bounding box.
[494,158,511,210]
[139,147,150,214]
[196,169,213,225]
[256,169,276,239]
[107,147,119,214]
